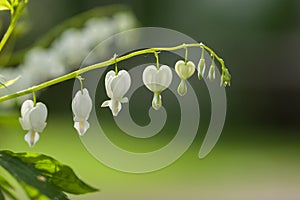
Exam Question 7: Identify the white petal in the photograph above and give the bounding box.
[120,97,128,103]
[74,121,90,136]
[175,60,195,80]
[152,93,162,110]
[19,117,31,131]
[72,88,93,121]
[110,70,131,100]
[142,65,172,92]
[29,102,48,132]
[20,100,34,118]
[19,100,33,130]
[207,64,215,80]
[158,65,173,89]
[197,58,206,79]
[101,100,111,107]
[105,71,116,98]
[109,99,122,116]
[24,131,40,147]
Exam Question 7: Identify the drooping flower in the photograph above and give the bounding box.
[207,59,216,81]
[72,88,93,136]
[197,47,206,80]
[19,100,48,147]
[175,60,195,96]
[142,65,172,110]
[197,58,206,80]
[101,70,131,116]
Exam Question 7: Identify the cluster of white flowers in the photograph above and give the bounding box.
[19,87,93,147]
[17,48,231,147]
[0,11,137,108]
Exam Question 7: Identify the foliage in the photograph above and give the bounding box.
[0,150,98,200]
[0,1,99,199]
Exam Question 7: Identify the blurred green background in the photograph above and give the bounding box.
[1,0,300,199]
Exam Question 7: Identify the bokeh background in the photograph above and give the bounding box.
[1,0,300,199]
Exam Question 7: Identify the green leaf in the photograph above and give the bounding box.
[0,151,98,200]
[0,174,17,200]
[0,0,11,12]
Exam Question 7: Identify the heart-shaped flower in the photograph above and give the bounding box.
[72,88,92,136]
[101,70,131,116]
[175,60,195,96]
[142,65,172,110]
[19,100,48,147]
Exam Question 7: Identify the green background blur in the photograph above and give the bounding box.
[1,0,300,199]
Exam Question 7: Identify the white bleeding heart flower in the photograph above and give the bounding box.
[142,65,172,110]
[101,70,131,116]
[175,60,195,96]
[72,88,93,136]
[19,100,48,147]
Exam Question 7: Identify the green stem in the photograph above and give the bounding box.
[154,51,159,70]
[200,46,204,59]
[76,75,84,94]
[199,43,226,71]
[0,2,27,52]
[0,43,225,102]
[184,44,188,64]
[114,54,118,75]
[32,92,36,106]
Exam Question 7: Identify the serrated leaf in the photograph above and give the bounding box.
[0,150,98,200]
[0,75,20,88]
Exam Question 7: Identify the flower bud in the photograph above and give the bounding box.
[221,68,231,87]
[207,60,216,81]
[197,58,206,80]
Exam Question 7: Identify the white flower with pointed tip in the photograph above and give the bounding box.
[208,60,216,81]
[19,100,48,147]
[197,58,206,80]
[175,60,195,96]
[72,88,93,136]
[101,70,131,116]
[142,65,172,110]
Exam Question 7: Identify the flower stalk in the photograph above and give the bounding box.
[0,43,229,103]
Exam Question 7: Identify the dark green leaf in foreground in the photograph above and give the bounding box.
[0,150,98,200]
[0,174,17,200]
